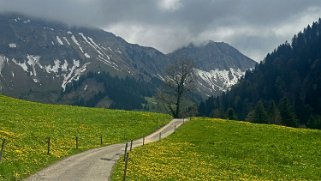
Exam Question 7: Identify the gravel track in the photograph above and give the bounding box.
[25,119,186,181]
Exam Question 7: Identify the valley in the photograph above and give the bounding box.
[0,2,321,180]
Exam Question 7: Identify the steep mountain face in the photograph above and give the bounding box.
[168,41,256,97]
[0,13,169,105]
[199,18,321,129]
[0,13,255,108]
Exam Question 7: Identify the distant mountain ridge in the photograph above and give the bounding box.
[0,13,256,108]
[169,41,255,71]
[169,41,256,96]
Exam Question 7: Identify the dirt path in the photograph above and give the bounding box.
[25,119,187,181]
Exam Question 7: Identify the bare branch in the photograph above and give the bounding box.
[158,59,195,118]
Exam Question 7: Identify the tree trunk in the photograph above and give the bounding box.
[175,93,182,118]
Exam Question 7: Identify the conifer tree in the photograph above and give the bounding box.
[279,98,298,127]
[245,110,255,122]
[227,108,236,120]
[253,100,268,123]
[307,115,321,129]
[267,101,282,124]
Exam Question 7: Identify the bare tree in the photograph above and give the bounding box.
[157,59,194,118]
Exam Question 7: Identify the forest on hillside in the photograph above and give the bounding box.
[199,18,321,129]
[61,72,162,109]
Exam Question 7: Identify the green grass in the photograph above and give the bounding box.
[112,117,321,180]
[0,95,171,180]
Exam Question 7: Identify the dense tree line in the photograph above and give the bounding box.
[62,72,162,110]
[199,18,321,129]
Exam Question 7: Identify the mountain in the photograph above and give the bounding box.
[169,41,256,97]
[0,13,255,109]
[0,13,169,108]
[199,18,321,129]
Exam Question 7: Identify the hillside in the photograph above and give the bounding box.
[0,95,171,180]
[199,18,321,129]
[112,118,321,180]
[0,13,255,108]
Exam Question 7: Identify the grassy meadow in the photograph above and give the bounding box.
[0,95,171,180]
[112,117,321,180]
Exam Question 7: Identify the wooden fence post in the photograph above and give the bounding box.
[123,152,129,181]
[124,143,128,161]
[130,140,133,151]
[101,135,103,145]
[159,132,162,141]
[76,136,79,149]
[47,137,51,155]
[143,136,145,145]
[0,139,6,161]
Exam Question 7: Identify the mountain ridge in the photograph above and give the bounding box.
[169,41,256,96]
[0,13,256,108]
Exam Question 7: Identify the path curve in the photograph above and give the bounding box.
[25,118,187,181]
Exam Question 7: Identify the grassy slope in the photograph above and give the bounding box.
[0,95,171,180]
[113,117,321,180]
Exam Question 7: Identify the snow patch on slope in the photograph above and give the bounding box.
[23,19,31,24]
[56,36,64,45]
[45,59,61,73]
[97,55,118,70]
[27,55,42,77]
[62,37,70,45]
[84,53,91,59]
[0,55,6,76]
[87,37,105,55]
[9,43,17,48]
[71,35,84,53]
[14,17,21,22]
[8,54,89,89]
[194,68,245,93]
[73,60,80,67]
[79,33,104,56]
[77,33,117,68]
[12,58,28,72]
[62,60,68,72]
[61,60,90,91]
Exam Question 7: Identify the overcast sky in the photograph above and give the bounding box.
[1,0,321,61]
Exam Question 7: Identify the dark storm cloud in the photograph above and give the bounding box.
[1,0,321,61]
[0,0,107,27]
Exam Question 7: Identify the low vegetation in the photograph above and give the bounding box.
[0,95,171,180]
[113,117,321,180]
